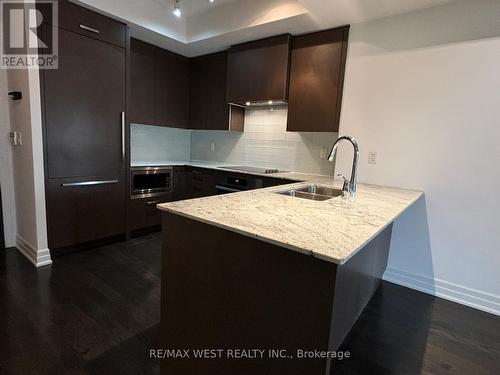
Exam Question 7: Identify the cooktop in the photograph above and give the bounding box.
[219,166,282,174]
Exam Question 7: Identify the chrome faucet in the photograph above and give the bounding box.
[328,136,359,198]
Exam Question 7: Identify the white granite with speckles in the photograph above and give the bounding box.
[157,173,423,264]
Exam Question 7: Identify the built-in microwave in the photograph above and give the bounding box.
[131,166,172,198]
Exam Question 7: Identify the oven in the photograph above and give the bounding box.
[215,174,263,194]
[131,166,172,198]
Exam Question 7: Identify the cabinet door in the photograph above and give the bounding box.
[287,27,349,132]
[42,26,126,249]
[46,179,126,249]
[130,39,156,125]
[205,52,230,130]
[227,35,291,105]
[188,56,207,130]
[43,27,125,179]
[129,194,172,230]
[189,52,230,130]
[156,49,189,128]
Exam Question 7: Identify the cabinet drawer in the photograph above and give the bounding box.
[40,0,126,48]
[129,195,172,230]
[46,178,126,249]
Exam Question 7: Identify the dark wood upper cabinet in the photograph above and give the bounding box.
[227,35,291,105]
[287,26,349,132]
[39,0,126,48]
[189,51,244,131]
[130,39,156,125]
[130,39,189,128]
[156,49,190,128]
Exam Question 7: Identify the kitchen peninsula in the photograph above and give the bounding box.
[158,176,422,375]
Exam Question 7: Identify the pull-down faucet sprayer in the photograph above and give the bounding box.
[328,136,359,198]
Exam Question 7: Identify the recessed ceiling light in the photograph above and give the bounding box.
[209,0,215,3]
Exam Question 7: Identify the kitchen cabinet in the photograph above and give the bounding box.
[130,39,156,125]
[41,12,127,250]
[129,194,172,231]
[38,0,126,48]
[189,52,245,131]
[156,49,190,128]
[130,39,189,128]
[227,35,292,105]
[189,168,218,198]
[287,27,349,132]
[172,166,191,201]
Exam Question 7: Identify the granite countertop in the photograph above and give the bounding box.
[156,167,423,264]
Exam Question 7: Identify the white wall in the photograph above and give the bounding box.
[0,70,17,247]
[7,66,51,267]
[131,124,191,164]
[191,107,338,175]
[336,0,500,315]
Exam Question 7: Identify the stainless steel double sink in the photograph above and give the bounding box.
[275,184,343,201]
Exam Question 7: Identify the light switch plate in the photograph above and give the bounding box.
[210,142,215,152]
[320,147,327,159]
[368,151,377,164]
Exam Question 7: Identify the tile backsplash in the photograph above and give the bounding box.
[131,124,191,162]
[131,108,338,175]
[190,107,338,175]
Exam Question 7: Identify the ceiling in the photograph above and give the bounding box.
[74,0,461,56]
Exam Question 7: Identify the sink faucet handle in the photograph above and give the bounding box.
[336,173,349,183]
[337,173,351,196]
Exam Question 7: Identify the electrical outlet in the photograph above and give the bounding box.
[320,147,327,159]
[210,142,215,152]
[368,151,377,165]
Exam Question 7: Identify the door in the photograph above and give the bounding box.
[42,26,126,249]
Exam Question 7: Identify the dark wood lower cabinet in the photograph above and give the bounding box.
[160,213,393,375]
[46,179,126,250]
[129,194,172,231]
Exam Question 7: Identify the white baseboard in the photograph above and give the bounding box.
[383,267,500,317]
[15,234,52,267]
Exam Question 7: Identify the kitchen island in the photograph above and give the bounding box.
[157,176,423,375]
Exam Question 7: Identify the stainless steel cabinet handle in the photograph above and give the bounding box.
[145,200,160,206]
[79,24,100,34]
[121,112,125,163]
[61,180,118,187]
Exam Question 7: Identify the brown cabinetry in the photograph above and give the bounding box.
[41,10,127,250]
[156,49,190,128]
[130,39,156,125]
[130,39,189,128]
[38,0,126,48]
[188,168,218,198]
[227,35,291,105]
[287,27,349,132]
[189,52,245,131]
[189,52,226,130]
[129,194,172,231]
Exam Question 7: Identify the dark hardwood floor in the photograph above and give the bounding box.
[1,233,499,375]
